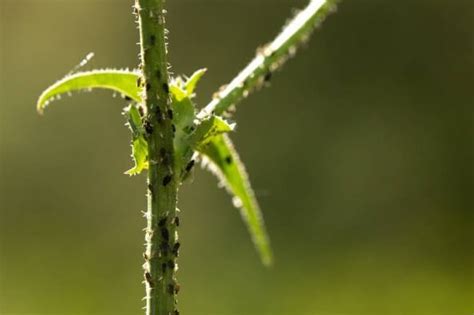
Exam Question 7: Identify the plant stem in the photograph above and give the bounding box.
[135,1,179,315]
[198,0,338,119]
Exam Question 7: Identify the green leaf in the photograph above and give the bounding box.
[185,68,207,95]
[125,136,148,175]
[124,105,148,176]
[126,104,145,137]
[190,115,234,149]
[198,134,273,266]
[37,69,141,114]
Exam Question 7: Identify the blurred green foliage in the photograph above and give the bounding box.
[0,1,472,315]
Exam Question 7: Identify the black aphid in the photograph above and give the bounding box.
[167,284,175,295]
[158,217,167,227]
[144,120,153,134]
[173,216,180,227]
[144,272,154,287]
[162,175,172,186]
[137,77,142,87]
[150,35,156,45]
[264,71,272,83]
[146,83,151,91]
[185,160,195,173]
[171,124,176,133]
[160,241,170,255]
[167,109,173,120]
[225,156,233,164]
[167,260,175,270]
[161,227,170,241]
[172,242,180,256]
[162,83,169,93]
[124,95,132,101]
[138,106,145,117]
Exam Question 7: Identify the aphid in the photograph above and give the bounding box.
[144,272,154,287]
[143,252,149,260]
[158,216,167,227]
[162,175,172,186]
[138,106,145,117]
[144,120,153,134]
[171,124,176,133]
[172,242,180,256]
[185,160,195,173]
[146,83,151,91]
[150,35,156,45]
[156,69,161,80]
[167,260,175,270]
[162,83,169,93]
[160,241,170,255]
[225,156,233,164]
[124,95,132,101]
[264,71,272,83]
[174,311,180,315]
[161,227,169,241]
[173,216,180,227]
[137,77,142,87]
[167,284,175,295]
[167,109,173,120]
[161,263,167,273]
[147,183,153,191]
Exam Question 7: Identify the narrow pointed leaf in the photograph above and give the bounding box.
[198,134,273,266]
[124,105,148,175]
[37,69,141,113]
[190,116,234,149]
[125,136,148,175]
[185,68,207,95]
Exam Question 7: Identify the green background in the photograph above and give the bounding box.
[0,0,472,314]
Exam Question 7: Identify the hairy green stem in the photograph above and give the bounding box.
[198,0,337,118]
[135,1,180,314]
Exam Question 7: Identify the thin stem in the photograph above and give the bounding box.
[135,1,180,315]
[198,0,338,119]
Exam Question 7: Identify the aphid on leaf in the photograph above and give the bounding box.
[185,160,195,172]
[150,35,156,45]
[137,77,142,87]
[167,260,175,270]
[167,109,173,120]
[146,83,151,91]
[225,156,233,165]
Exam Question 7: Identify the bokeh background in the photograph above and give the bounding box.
[0,0,472,314]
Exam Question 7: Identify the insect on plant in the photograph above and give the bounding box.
[36,0,339,314]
